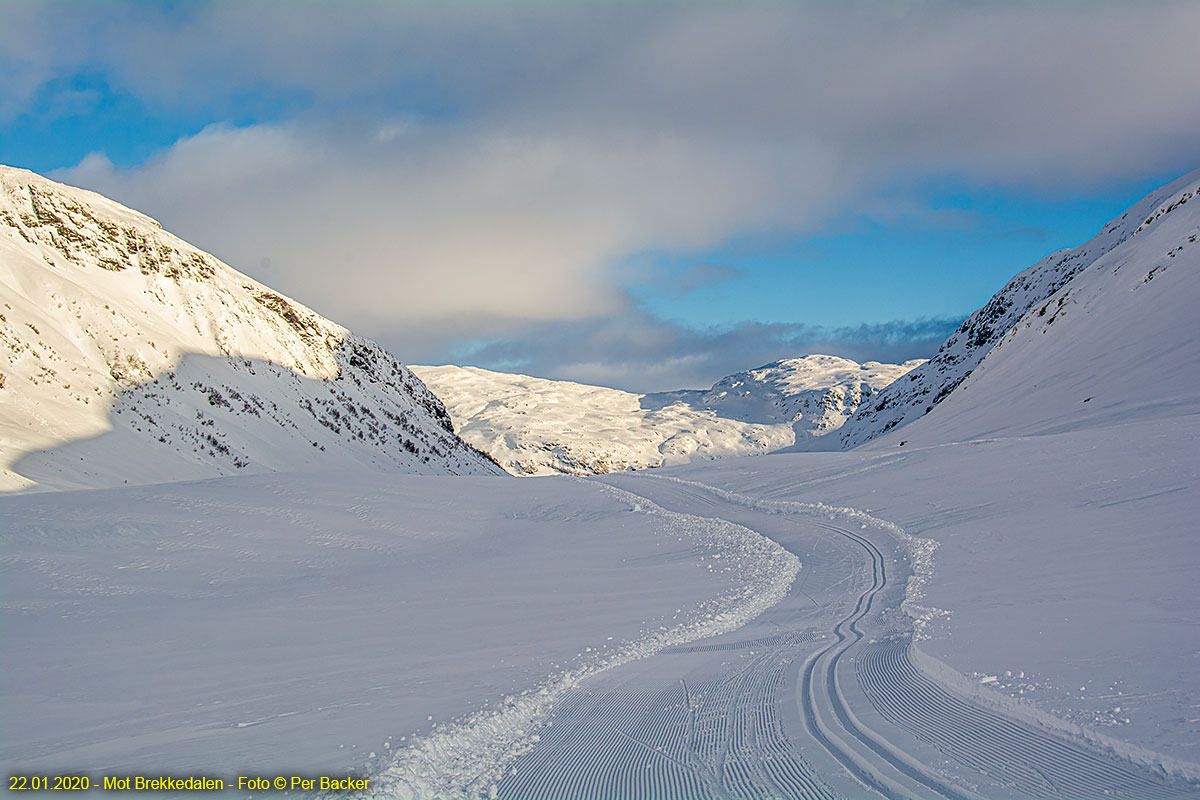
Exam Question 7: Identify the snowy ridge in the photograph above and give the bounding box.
[890,170,1200,446]
[413,356,917,476]
[357,481,801,800]
[0,165,500,489]
[651,355,921,434]
[838,168,1200,448]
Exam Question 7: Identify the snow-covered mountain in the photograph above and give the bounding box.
[0,165,501,490]
[412,356,918,476]
[838,169,1200,448]
[650,355,923,432]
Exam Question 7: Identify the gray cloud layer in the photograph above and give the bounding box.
[4,2,1197,387]
[442,309,962,394]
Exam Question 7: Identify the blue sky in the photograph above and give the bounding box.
[2,1,1197,391]
[628,176,1189,331]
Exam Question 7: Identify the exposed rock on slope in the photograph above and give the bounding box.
[838,168,1200,448]
[650,355,923,435]
[413,356,918,476]
[0,165,501,490]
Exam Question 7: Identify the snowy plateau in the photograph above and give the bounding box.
[1,164,1199,800]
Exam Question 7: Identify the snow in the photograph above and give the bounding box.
[0,472,797,791]
[836,168,1200,449]
[412,356,918,476]
[649,169,1200,770]
[0,164,499,491]
[662,413,1199,770]
[864,169,1200,448]
[2,164,1198,798]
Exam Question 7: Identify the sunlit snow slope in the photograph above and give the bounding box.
[0,165,501,490]
[839,169,1200,448]
[413,356,917,476]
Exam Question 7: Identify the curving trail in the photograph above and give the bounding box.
[795,518,976,800]
[494,474,1199,800]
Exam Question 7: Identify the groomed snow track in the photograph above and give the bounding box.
[500,655,835,800]
[856,640,1198,800]
[489,475,1200,800]
[796,519,977,800]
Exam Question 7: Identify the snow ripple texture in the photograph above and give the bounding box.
[353,482,801,800]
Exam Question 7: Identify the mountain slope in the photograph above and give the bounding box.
[413,356,918,476]
[0,165,501,490]
[650,355,922,432]
[838,169,1200,448]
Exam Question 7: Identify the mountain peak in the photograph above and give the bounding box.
[0,166,502,490]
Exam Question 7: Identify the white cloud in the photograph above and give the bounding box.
[62,119,845,340]
[20,1,1200,366]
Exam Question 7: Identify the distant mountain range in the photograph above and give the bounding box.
[413,356,920,475]
[4,163,1194,487]
[0,165,501,491]
[419,168,1199,473]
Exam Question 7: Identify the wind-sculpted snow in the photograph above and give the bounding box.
[0,165,499,489]
[358,482,800,800]
[839,167,1200,448]
[412,356,917,476]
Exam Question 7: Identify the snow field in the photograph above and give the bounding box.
[0,471,798,798]
[359,481,800,799]
[501,472,1200,800]
[662,414,1200,775]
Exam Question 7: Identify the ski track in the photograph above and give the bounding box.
[498,656,835,800]
[487,475,1200,800]
[856,640,1199,800]
[794,517,975,800]
[353,481,800,800]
